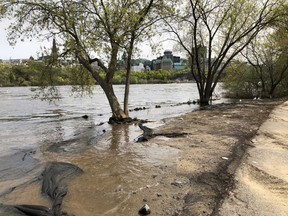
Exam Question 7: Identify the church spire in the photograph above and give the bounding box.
[49,38,58,66]
[51,38,57,55]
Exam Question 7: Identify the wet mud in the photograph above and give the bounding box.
[0,162,83,216]
[0,150,39,182]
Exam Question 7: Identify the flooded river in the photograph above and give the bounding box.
[0,83,222,215]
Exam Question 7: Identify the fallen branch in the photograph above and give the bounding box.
[136,121,189,142]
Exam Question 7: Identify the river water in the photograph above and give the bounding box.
[0,83,223,215]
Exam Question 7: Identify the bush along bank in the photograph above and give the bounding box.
[0,62,193,87]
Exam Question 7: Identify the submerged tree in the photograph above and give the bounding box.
[119,0,165,116]
[0,0,161,122]
[165,0,281,105]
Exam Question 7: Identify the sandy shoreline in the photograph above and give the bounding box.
[139,99,284,215]
[0,99,286,216]
[219,101,288,216]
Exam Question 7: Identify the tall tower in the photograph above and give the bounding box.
[163,50,173,61]
[49,38,58,66]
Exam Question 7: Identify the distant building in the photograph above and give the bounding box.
[37,38,59,66]
[49,38,58,65]
[174,61,187,70]
[115,50,188,72]
[131,63,145,72]
[0,58,31,65]
[152,50,187,71]
[117,57,152,72]
[153,57,173,71]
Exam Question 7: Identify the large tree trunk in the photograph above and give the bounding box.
[80,45,129,123]
[199,93,210,106]
[123,67,131,116]
[194,82,210,106]
[269,85,277,98]
[102,83,128,120]
[198,82,212,106]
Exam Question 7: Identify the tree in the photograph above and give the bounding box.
[235,2,288,98]
[1,0,160,121]
[223,60,264,98]
[241,34,288,98]
[164,0,281,105]
[119,0,163,116]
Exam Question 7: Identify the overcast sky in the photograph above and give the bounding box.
[0,19,180,60]
[0,19,51,60]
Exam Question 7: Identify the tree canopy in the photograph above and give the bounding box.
[1,0,163,121]
[164,0,282,105]
[224,2,288,98]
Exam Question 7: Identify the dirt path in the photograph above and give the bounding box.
[218,101,288,216]
[141,99,282,215]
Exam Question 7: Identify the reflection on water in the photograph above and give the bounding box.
[0,83,224,215]
[60,126,179,216]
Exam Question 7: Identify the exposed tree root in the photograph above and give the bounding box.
[136,121,189,142]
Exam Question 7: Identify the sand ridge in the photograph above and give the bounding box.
[219,101,288,216]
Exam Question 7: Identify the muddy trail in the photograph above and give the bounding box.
[0,99,283,215]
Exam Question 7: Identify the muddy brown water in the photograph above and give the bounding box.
[0,84,224,215]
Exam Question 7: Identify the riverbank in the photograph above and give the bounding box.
[0,98,286,215]
[219,100,288,215]
[135,99,284,215]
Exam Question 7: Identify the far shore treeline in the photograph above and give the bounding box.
[1,58,288,99]
[0,61,193,87]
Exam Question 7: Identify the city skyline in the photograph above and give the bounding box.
[0,19,181,61]
[0,35,176,61]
